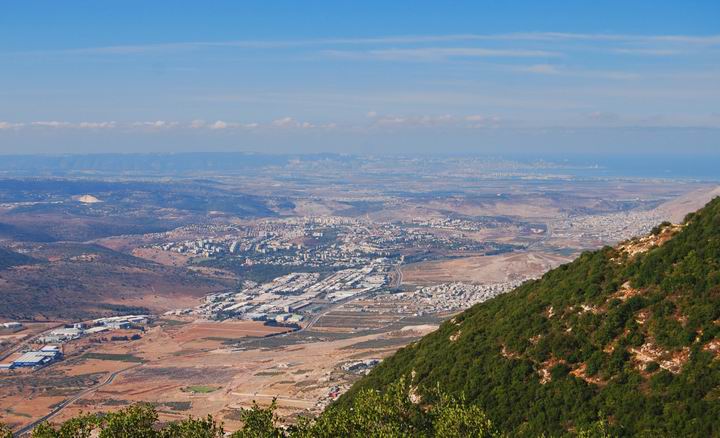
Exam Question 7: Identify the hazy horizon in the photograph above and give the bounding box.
[0,151,717,181]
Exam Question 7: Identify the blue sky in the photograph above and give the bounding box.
[0,0,718,155]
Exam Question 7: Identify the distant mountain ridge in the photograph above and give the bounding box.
[0,152,353,175]
[341,197,720,436]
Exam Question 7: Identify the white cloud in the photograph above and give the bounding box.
[77,121,116,129]
[494,32,720,46]
[519,64,563,75]
[35,32,720,57]
[370,113,498,128]
[4,111,716,136]
[326,47,560,61]
[210,120,229,130]
[611,48,688,56]
[269,117,334,129]
[512,64,641,80]
[7,119,263,131]
[132,120,179,129]
[586,111,621,122]
[374,114,419,126]
[211,120,260,129]
[272,117,299,128]
[464,115,501,128]
[374,116,407,126]
[28,121,116,129]
[31,121,72,128]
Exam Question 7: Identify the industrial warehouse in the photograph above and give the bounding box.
[0,345,62,370]
[0,315,150,372]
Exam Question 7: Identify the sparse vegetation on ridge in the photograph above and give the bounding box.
[3,388,612,437]
[4,384,505,438]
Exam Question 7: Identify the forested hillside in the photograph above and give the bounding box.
[0,246,37,270]
[341,197,720,436]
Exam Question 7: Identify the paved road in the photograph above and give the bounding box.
[264,287,384,339]
[393,264,403,288]
[525,222,553,250]
[15,363,142,436]
[299,288,378,333]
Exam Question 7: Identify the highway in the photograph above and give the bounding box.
[15,363,142,436]
[392,264,403,288]
[297,285,384,333]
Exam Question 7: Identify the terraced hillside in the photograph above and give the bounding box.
[341,197,720,436]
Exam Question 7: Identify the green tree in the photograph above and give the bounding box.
[576,418,612,438]
[160,415,224,438]
[98,404,158,438]
[30,406,227,438]
[430,391,497,438]
[289,377,499,438]
[31,413,99,438]
[0,423,12,438]
[230,399,284,438]
[296,376,428,437]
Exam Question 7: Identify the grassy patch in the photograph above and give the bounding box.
[203,336,235,342]
[254,370,284,377]
[340,337,415,350]
[75,398,129,407]
[4,408,32,418]
[182,385,220,394]
[83,353,144,363]
[159,319,190,327]
[151,401,192,411]
[222,408,244,421]
[295,379,320,388]
[189,257,213,265]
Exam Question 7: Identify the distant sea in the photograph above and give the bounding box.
[524,154,720,181]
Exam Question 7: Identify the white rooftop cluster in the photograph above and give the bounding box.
[39,315,150,344]
[553,210,665,246]
[176,261,391,321]
[371,280,527,315]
